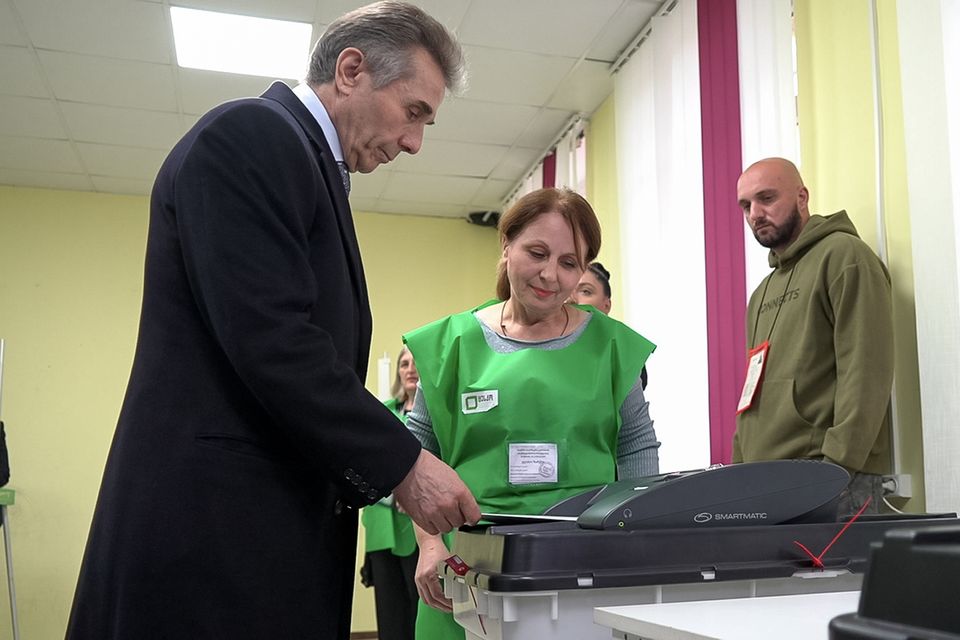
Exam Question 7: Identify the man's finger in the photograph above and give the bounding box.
[460,495,481,525]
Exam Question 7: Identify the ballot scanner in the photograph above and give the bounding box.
[441,461,958,640]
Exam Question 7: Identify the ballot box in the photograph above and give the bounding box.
[829,524,960,639]
[443,514,959,640]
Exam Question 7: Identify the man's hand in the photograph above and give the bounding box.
[393,449,480,535]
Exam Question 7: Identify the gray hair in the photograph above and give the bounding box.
[306,1,466,95]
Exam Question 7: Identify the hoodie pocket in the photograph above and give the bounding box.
[742,378,819,460]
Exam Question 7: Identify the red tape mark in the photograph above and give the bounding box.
[445,554,470,576]
[793,496,872,569]
[445,555,486,635]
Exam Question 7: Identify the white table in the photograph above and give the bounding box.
[595,590,860,640]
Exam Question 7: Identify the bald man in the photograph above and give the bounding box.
[732,158,894,516]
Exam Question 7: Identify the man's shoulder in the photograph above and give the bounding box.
[181,95,311,162]
[204,94,297,129]
[805,225,881,264]
[802,227,890,293]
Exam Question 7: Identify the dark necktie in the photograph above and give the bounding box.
[336,161,351,196]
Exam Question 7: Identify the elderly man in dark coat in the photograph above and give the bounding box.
[66,3,479,638]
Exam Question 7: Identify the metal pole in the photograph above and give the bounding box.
[2,505,18,640]
[0,339,15,639]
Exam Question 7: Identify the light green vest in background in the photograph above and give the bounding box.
[360,398,416,557]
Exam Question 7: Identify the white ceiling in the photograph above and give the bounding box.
[0,0,662,218]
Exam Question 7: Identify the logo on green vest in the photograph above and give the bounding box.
[461,390,499,414]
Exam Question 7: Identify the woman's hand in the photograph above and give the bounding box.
[415,534,453,612]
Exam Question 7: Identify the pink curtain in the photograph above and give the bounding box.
[541,149,557,189]
[698,0,746,464]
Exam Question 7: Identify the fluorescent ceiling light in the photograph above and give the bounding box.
[170,6,312,79]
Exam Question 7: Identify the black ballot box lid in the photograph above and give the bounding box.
[829,525,960,640]
[448,514,959,592]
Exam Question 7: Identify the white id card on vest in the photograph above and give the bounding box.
[461,390,498,414]
[508,443,558,484]
[737,340,769,414]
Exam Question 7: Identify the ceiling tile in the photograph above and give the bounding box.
[458,0,622,58]
[349,167,392,200]
[173,0,318,22]
[59,102,187,149]
[76,143,167,180]
[0,45,49,97]
[462,45,575,106]
[489,147,543,181]
[38,50,178,111]
[0,168,92,191]
[515,107,577,148]
[587,0,662,62]
[470,179,515,208]
[14,0,170,63]
[0,0,634,211]
[90,175,153,196]
[470,179,516,210]
[179,69,287,115]
[314,0,472,32]
[0,136,83,173]
[0,95,65,138]
[430,99,539,146]
[391,140,508,178]
[381,173,482,204]
[548,59,615,112]
[0,0,27,46]
[374,199,467,218]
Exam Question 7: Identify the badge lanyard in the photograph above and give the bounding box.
[738,267,796,414]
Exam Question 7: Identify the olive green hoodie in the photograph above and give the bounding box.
[733,211,893,475]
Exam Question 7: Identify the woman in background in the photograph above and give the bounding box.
[360,346,420,640]
[571,261,612,313]
[404,188,659,639]
[570,261,648,390]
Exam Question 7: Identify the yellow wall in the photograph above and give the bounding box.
[585,93,623,316]
[0,185,499,637]
[795,0,924,509]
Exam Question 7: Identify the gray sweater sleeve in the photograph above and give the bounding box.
[616,377,660,479]
[405,382,440,456]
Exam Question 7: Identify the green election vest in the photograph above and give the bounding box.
[359,398,416,557]
[407,302,655,640]
[404,301,656,516]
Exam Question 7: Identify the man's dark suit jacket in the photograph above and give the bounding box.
[66,82,422,639]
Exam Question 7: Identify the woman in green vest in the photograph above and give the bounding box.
[403,188,660,640]
[360,346,420,640]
